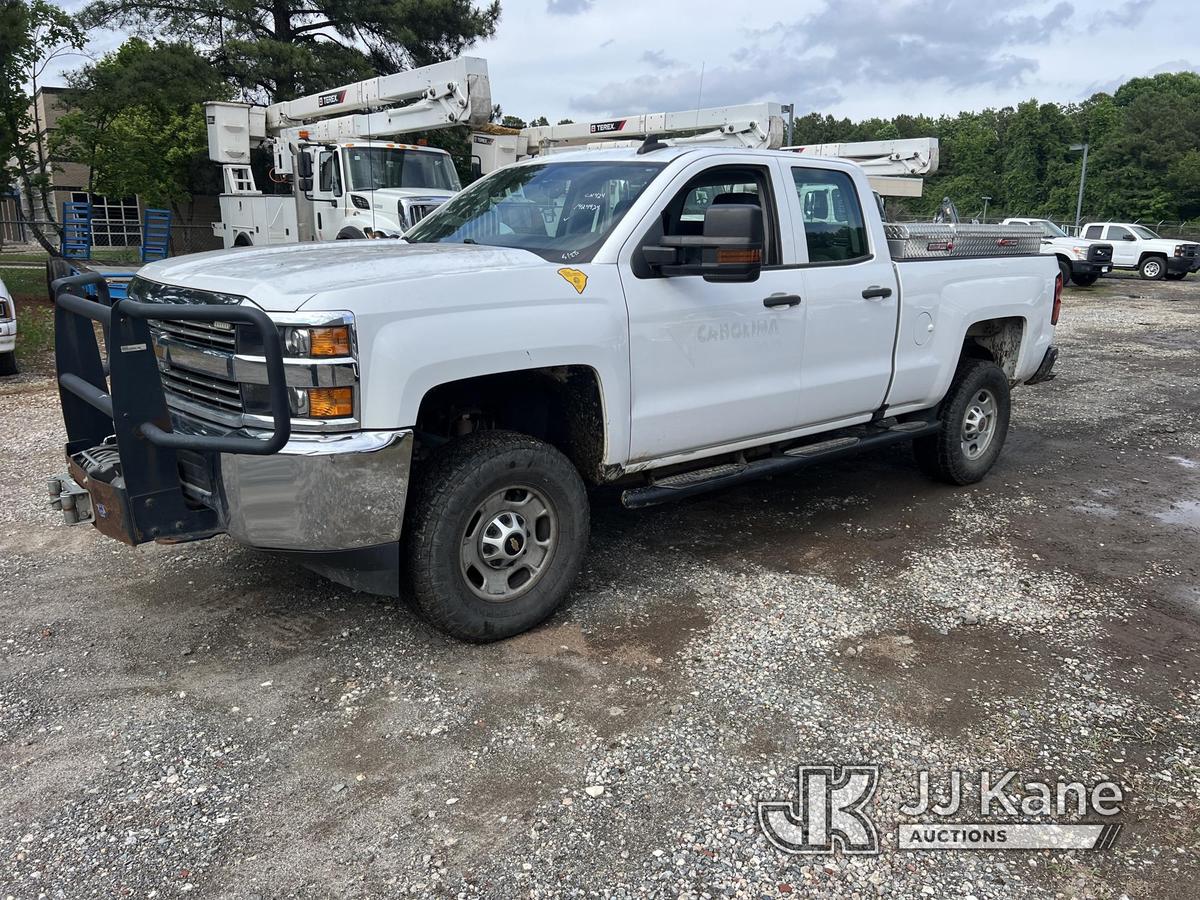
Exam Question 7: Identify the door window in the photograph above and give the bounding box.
[1107,225,1132,241]
[791,168,869,263]
[636,165,779,276]
[1084,225,1103,239]
[318,151,342,195]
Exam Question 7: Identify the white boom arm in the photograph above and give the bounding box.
[265,56,492,141]
[785,138,939,197]
[471,103,786,174]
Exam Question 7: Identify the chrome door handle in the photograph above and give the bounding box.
[862,286,893,300]
[763,293,802,309]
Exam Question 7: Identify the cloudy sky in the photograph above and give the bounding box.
[50,0,1198,123]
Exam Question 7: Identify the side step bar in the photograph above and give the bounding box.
[621,419,940,509]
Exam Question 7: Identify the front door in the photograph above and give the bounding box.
[783,163,899,424]
[311,149,344,240]
[1106,225,1137,266]
[620,160,807,461]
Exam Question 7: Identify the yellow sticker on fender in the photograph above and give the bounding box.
[557,267,588,295]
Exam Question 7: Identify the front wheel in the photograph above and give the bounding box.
[0,351,16,376]
[403,430,590,641]
[914,360,1011,485]
[1070,273,1099,287]
[1057,259,1072,287]
[1164,272,1187,281]
[1139,256,1166,280]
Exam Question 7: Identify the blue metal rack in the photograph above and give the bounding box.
[140,208,172,262]
[61,201,93,260]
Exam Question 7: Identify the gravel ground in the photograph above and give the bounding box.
[2,274,1199,898]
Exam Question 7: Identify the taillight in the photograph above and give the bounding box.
[1051,273,1063,325]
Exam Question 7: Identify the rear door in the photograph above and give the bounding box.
[781,162,899,425]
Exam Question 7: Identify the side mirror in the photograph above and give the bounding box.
[1123,233,1137,241]
[298,176,314,193]
[699,204,763,283]
[470,158,482,182]
[296,152,314,179]
[644,204,764,281]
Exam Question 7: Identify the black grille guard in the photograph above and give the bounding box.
[52,272,291,545]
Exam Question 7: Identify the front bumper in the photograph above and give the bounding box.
[0,319,14,353]
[1167,256,1194,275]
[218,428,413,551]
[1071,260,1111,276]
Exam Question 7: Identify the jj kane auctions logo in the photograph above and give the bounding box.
[758,766,1124,854]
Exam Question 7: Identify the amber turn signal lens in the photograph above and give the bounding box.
[307,387,353,418]
[310,326,351,357]
[716,249,761,264]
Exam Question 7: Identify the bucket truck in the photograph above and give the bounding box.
[204,57,492,248]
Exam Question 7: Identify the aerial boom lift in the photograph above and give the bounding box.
[204,56,492,247]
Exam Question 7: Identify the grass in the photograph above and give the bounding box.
[1,247,141,265]
[0,266,47,302]
[14,303,55,370]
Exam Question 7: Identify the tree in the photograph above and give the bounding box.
[51,39,231,221]
[81,0,501,102]
[0,0,85,252]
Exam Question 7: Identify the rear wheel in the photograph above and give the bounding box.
[0,351,16,376]
[403,430,590,641]
[914,359,1011,485]
[1139,256,1166,280]
[1070,273,1099,287]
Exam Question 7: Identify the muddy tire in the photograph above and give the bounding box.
[1139,256,1166,280]
[914,359,1011,486]
[1070,273,1099,287]
[403,430,589,642]
[1164,272,1187,281]
[0,351,16,376]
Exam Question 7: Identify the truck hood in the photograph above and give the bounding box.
[136,241,550,312]
[1044,237,1092,252]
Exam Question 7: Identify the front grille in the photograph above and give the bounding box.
[149,320,246,422]
[1088,243,1113,263]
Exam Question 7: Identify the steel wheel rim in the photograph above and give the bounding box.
[1145,260,1161,277]
[961,388,998,460]
[460,485,558,603]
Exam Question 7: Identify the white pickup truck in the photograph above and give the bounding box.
[48,145,1060,640]
[1080,222,1200,280]
[1001,217,1114,287]
[0,275,16,375]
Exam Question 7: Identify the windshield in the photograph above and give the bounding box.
[343,147,461,192]
[1130,225,1161,240]
[404,161,665,263]
[1031,220,1067,238]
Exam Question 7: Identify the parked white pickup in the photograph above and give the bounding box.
[0,275,16,376]
[51,145,1061,640]
[1001,217,1113,287]
[1080,222,1199,280]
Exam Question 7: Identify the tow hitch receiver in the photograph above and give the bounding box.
[50,272,292,546]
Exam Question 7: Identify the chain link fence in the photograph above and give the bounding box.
[0,219,221,260]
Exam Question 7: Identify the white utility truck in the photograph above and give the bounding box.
[1079,222,1199,280]
[204,57,493,247]
[1001,217,1114,286]
[49,142,1060,641]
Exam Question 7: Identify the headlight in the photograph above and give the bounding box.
[289,386,354,418]
[1071,247,1086,258]
[280,325,352,358]
[1176,244,1186,257]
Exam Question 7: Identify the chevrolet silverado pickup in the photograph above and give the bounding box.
[1081,222,1200,280]
[1001,217,1113,287]
[48,145,1060,640]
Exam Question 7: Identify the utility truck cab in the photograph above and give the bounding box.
[1001,217,1113,287]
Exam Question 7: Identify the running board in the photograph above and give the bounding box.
[621,420,940,509]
